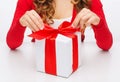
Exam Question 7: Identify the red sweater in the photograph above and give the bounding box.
[6,0,113,50]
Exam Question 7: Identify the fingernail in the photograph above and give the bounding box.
[80,28,84,33]
[40,25,44,30]
[71,24,75,28]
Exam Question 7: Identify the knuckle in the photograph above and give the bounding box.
[81,17,86,21]
[32,16,36,20]
[31,10,34,12]
[19,18,23,23]
[20,16,25,23]
[86,8,89,11]
[26,11,29,14]
[83,8,88,11]
[31,10,35,13]
[83,8,86,10]
[26,11,32,15]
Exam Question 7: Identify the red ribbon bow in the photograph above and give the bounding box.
[29,21,80,39]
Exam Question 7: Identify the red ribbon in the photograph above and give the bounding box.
[29,21,80,76]
[29,21,80,39]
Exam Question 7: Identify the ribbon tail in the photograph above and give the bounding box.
[45,38,57,75]
[72,35,78,72]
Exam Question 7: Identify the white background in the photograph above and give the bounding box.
[0,0,120,82]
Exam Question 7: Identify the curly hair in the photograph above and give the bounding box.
[34,0,91,24]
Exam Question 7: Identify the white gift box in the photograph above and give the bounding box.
[34,32,81,78]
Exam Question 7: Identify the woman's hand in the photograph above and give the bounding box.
[73,8,100,34]
[19,10,44,32]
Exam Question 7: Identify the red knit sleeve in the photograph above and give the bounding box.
[6,0,33,49]
[90,0,113,51]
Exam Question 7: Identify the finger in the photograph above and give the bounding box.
[27,13,41,30]
[80,24,86,34]
[31,10,44,29]
[25,14,39,32]
[26,11,40,31]
[85,16,97,27]
[23,15,36,32]
[73,8,90,27]
[80,13,92,29]
[23,18,36,32]
[26,23,36,32]
[73,11,85,27]
[19,16,26,27]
